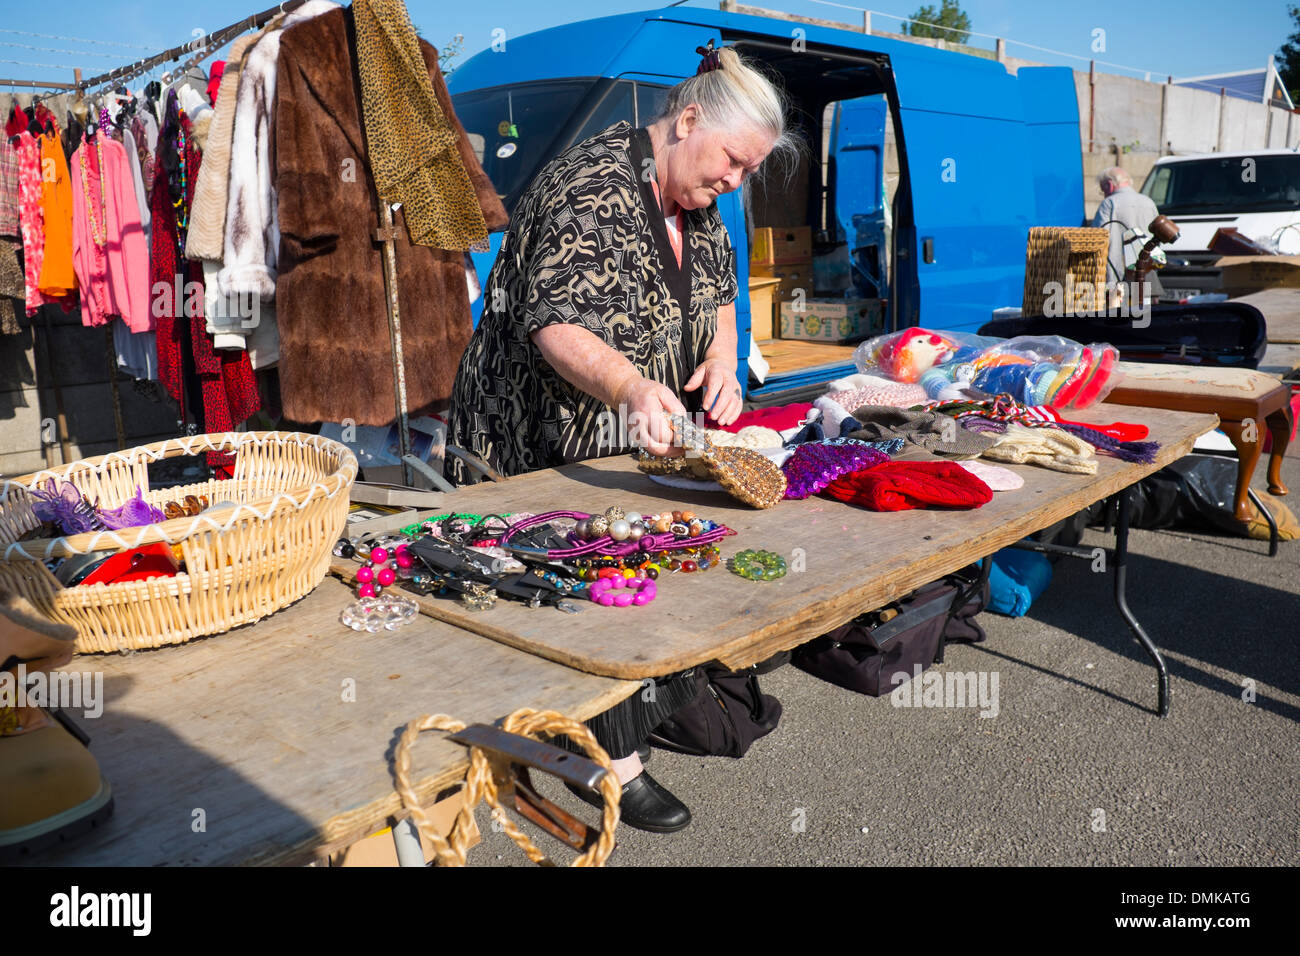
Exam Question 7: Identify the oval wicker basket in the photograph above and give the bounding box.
[0,432,358,653]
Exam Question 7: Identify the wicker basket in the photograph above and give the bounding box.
[1022,226,1110,317]
[0,432,358,653]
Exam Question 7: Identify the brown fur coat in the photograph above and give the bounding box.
[273,5,507,425]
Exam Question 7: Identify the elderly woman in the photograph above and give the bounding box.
[445,46,795,832]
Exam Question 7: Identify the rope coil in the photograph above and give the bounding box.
[393,709,622,867]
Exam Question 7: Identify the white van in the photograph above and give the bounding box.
[1140,149,1300,299]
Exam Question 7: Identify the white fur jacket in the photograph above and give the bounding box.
[219,0,338,301]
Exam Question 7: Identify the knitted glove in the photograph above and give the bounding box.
[981,424,1098,474]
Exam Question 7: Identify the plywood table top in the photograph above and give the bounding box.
[35,577,637,866]
[1230,288,1300,344]
[338,405,1217,681]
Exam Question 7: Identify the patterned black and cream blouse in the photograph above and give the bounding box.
[444,122,738,484]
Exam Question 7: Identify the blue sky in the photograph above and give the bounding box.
[1,0,1293,90]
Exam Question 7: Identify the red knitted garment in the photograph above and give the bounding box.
[821,461,993,511]
[151,110,260,474]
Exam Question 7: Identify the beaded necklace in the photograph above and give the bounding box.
[79,137,107,249]
[173,117,190,246]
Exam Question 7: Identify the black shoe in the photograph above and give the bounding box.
[636,741,651,765]
[567,771,691,833]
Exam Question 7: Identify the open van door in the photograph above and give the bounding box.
[827,95,889,299]
[889,57,1082,332]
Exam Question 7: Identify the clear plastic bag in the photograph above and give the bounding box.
[852,328,1120,409]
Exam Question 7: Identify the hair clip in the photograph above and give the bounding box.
[695,38,721,75]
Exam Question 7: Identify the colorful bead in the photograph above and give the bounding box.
[376,567,396,587]
[355,566,374,584]
[371,547,389,564]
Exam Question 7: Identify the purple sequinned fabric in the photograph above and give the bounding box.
[781,442,889,499]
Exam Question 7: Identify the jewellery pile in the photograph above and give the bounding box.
[335,535,416,599]
[460,582,497,612]
[339,594,420,632]
[501,507,735,560]
[571,542,721,580]
[572,506,712,543]
[331,504,738,616]
[728,549,788,582]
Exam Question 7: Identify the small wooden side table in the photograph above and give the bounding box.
[1106,361,1292,522]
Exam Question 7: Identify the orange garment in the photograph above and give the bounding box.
[37,132,77,297]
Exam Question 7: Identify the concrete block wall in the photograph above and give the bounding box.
[1080,71,1299,157]
[0,301,181,479]
[1162,85,1219,154]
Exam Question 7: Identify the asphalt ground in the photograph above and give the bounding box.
[471,453,1300,867]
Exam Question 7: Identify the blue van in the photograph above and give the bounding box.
[448,5,1083,400]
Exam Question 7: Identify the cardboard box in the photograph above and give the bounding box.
[351,481,445,509]
[1215,255,1300,294]
[779,298,885,343]
[747,276,782,340]
[328,790,479,866]
[751,226,812,267]
[752,259,814,300]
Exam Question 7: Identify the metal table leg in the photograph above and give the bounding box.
[1113,488,1170,717]
[1245,487,1280,558]
[1009,488,1170,717]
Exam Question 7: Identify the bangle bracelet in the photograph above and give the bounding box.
[729,549,787,582]
[588,574,657,607]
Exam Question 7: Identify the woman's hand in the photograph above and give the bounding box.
[684,359,743,427]
[614,375,688,457]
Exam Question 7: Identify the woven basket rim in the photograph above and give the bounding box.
[1,431,358,562]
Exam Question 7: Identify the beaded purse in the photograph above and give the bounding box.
[634,415,787,509]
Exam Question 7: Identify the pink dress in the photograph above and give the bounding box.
[70,135,152,331]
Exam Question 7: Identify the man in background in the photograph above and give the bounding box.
[1092,166,1162,305]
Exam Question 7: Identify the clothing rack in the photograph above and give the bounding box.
[21,0,425,486]
[0,78,75,90]
[75,1,309,94]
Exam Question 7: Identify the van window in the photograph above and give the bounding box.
[573,80,671,142]
[1143,166,1172,207]
[636,83,668,124]
[573,81,635,144]
[1141,155,1300,215]
[452,80,593,204]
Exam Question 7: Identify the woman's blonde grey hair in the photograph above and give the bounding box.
[656,46,802,176]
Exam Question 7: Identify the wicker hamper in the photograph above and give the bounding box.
[0,432,358,653]
[1022,226,1110,317]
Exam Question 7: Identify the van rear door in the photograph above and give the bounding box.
[889,54,1081,332]
[828,95,889,298]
